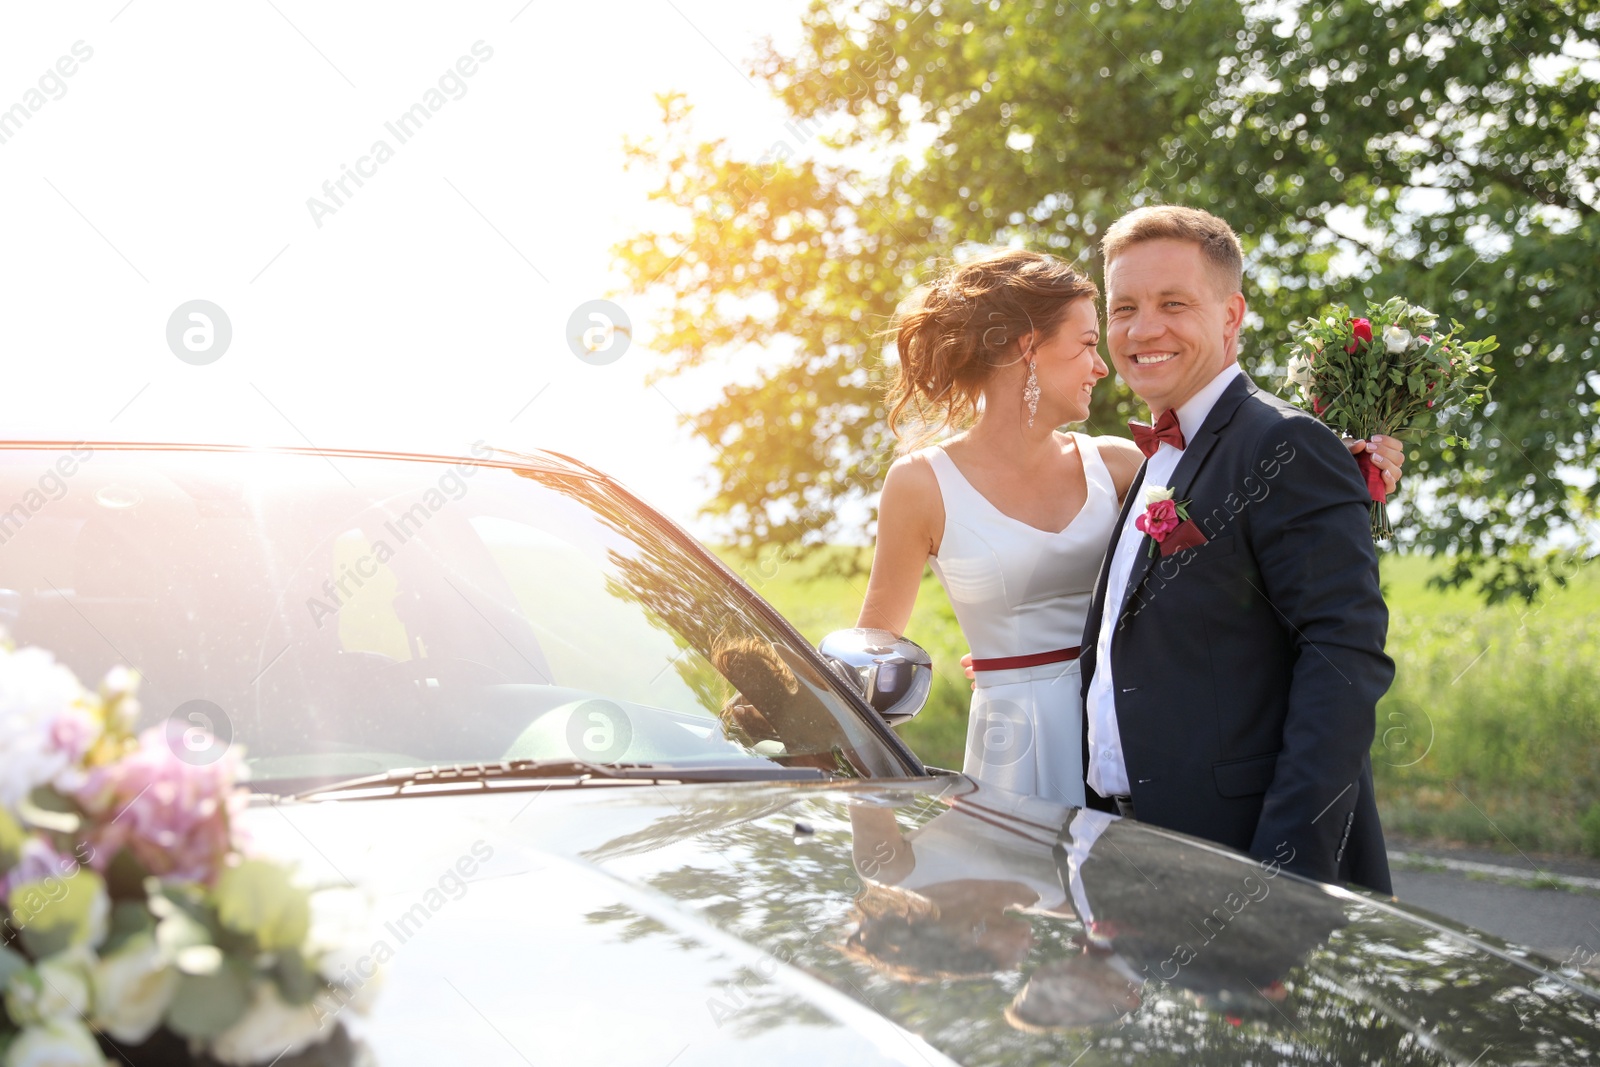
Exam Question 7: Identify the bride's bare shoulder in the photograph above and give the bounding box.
[877,449,945,551]
[1079,435,1144,500]
[882,448,941,501]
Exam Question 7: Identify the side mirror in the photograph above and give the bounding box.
[818,628,933,727]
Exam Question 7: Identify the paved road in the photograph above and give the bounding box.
[1385,840,1600,973]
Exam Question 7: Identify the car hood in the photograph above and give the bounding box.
[240,775,1600,1066]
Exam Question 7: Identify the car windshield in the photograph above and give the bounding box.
[0,446,913,790]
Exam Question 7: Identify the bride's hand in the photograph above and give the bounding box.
[1343,435,1404,496]
[961,651,975,691]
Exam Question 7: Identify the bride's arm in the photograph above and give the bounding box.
[856,455,942,636]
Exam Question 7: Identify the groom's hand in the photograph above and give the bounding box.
[1343,435,1404,495]
[961,651,975,690]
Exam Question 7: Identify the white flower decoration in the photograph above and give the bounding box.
[0,646,103,811]
[1286,354,1316,388]
[90,932,179,1044]
[209,980,332,1066]
[3,1017,107,1067]
[6,950,94,1029]
[1383,324,1413,354]
[1143,485,1175,505]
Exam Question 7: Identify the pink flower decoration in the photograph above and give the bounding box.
[1136,498,1181,542]
[49,707,99,764]
[75,727,245,885]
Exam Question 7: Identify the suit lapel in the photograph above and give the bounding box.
[1118,374,1255,616]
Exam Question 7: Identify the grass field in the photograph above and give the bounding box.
[719,546,1600,858]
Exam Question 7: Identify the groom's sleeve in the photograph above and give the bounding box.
[1244,413,1395,884]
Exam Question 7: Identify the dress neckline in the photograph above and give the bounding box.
[932,432,1108,537]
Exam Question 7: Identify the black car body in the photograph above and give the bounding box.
[1,442,1595,1065]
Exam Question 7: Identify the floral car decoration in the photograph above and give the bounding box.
[0,640,371,1066]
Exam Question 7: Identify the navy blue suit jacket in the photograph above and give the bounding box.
[1079,373,1395,894]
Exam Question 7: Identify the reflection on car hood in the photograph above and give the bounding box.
[241,776,1600,1066]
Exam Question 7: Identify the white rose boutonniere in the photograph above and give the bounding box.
[1143,485,1175,506]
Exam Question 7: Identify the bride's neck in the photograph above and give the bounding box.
[962,404,1063,458]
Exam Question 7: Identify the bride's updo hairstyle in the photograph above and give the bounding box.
[886,249,1097,448]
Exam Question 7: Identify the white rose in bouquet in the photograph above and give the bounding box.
[1285,352,1316,387]
[1382,324,1413,353]
[5,951,93,1029]
[90,933,178,1043]
[3,1017,107,1067]
[208,980,331,1066]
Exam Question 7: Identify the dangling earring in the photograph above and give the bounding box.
[1024,358,1040,428]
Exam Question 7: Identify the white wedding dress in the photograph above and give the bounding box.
[920,432,1119,808]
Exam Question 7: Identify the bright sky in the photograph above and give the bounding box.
[0,0,817,537]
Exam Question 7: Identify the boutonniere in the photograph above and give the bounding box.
[1135,486,1208,558]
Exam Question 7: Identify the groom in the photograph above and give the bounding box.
[1078,205,1394,894]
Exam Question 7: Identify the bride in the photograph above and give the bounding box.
[855,249,1402,807]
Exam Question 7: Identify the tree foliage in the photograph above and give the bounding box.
[616,0,1600,598]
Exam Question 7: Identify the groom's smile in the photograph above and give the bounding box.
[1105,238,1246,416]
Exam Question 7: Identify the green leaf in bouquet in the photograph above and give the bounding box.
[104,847,151,901]
[156,907,213,959]
[0,945,28,989]
[102,900,156,957]
[164,958,251,1039]
[214,860,311,953]
[0,807,23,871]
[15,789,79,836]
[10,869,108,958]
[272,949,320,1006]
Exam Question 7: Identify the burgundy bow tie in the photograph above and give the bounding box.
[1129,409,1185,458]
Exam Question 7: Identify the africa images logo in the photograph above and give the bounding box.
[305,41,495,228]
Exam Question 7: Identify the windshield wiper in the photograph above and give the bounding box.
[292,758,831,800]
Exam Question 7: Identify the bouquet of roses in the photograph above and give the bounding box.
[0,641,373,1066]
[1283,296,1496,540]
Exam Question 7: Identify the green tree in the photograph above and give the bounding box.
[616,0,1599,599]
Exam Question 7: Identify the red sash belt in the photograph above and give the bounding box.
[970,646,1081,672]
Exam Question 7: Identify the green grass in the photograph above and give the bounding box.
[719,546,1600,858]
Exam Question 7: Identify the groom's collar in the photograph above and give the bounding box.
[1165,363,1245,445]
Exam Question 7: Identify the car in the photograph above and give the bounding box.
[1,440,1596,1066]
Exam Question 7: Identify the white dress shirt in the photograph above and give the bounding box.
[1085,362,1245,798]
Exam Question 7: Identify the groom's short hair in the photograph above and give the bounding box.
[1102,206,1243,296]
